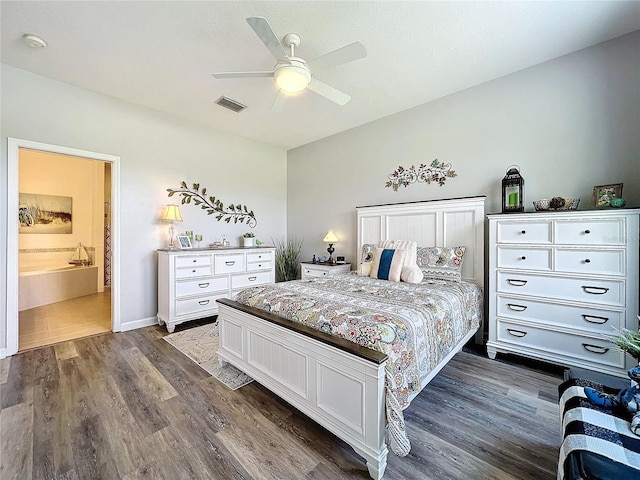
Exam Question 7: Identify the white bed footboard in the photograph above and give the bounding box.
[216,299,389,480]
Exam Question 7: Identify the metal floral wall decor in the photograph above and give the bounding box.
[167,181,257,227]
[385,159,457,191]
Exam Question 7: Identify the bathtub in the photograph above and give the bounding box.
[19,265,99,311]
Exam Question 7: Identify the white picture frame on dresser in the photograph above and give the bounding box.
[157,247,275,332]
[486,209,639,378]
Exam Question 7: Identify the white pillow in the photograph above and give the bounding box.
[401,265,424,284]
[358,262,373,277]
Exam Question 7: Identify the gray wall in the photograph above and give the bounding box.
[1,65,287,352]
[287,32,640,266]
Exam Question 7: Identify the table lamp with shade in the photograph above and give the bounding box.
[162,204,183,248]
[323,230,339,264]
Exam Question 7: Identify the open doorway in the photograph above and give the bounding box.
[18,150,111,350]
[7,138,121,356]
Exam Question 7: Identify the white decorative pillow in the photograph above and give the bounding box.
[416,246,466,282]
[357,243,376,276]
[378,240,417,268]
[400,265,424,284]
[370,248,406,282]
[358,262,373,277]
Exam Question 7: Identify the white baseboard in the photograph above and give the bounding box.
[117,316,159,332]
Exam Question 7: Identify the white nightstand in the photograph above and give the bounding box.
[300,262,351,279]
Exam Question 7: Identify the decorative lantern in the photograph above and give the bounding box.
[502,166,524,213]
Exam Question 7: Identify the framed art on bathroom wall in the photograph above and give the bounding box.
[19,192,72,234]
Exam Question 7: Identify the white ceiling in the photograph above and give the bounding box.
[2,1,639,150]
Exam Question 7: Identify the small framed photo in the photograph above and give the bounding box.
[593,183,623,208]
[177,235,192,249]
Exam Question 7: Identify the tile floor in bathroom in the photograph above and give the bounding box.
[18,292,111,351]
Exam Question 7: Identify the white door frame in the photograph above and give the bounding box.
[6,138,121,355]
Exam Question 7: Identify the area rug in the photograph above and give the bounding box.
[163,322,254,390]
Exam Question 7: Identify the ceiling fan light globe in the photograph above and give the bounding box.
[274,64,310,94]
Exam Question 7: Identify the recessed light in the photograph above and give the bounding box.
[23,34,47,49]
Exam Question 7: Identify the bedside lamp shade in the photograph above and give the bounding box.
[162,204,183,248]
[323,230,339,264]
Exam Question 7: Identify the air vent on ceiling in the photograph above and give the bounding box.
[215,96,246,113]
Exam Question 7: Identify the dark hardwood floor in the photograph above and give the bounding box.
[1,319,563,479]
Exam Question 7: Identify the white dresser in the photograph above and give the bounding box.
[157,247,275,332]
[487,209,639,378]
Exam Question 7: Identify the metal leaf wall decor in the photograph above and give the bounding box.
[385,159,457,191]
[167,181,257,227]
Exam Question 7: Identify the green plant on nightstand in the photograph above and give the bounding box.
[242,232,255,238]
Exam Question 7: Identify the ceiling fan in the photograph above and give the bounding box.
[212,17,367,111]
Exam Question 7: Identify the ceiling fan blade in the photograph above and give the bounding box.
[307,79,351,105]
[307,42,366,72]
[212,71,274,79]
[246,17,289,63]
[271,89,288,112]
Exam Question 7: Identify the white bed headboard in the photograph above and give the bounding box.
[356,196,486,288]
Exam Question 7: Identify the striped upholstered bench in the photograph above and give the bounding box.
[558,376,640,480]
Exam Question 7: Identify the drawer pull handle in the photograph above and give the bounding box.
[582,286,609,295]
[584,259,591,264]
[248,276,257,281]
[507,329,527,338]
[581,314,609,324]
[582,343,609,355]
[520,256,526,260]
[258,264,262,268]
[192,269,196,273]
[507,279,528,286]
[507,303,528,312]
[192,259,197,263]
[520,230,526,234]
[225,261,235,266]
[198,283,209,288]
[585,229,591,234]
[198,300,210,306]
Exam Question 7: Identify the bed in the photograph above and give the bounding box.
[216,196,485,479]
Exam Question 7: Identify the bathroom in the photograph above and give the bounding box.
[18,148,112,350]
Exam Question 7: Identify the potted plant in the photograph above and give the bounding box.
[242,232,255,247]
[607,328,640,361]
[273,236,303,282]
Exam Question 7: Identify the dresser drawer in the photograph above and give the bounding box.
[175,255,212,268]
[175,265,214,279]
[214,254,245,274]
[496,247,551,271]
[247,252,273,263]
[247,260,272,271]
[175,276,229,298]
[554,248,625,276]
[554,219,625,245]
[496,295,624,333]
[231,270,272,289]
[175,293,226,316]
[496,271,624,306]
[496,320,625,370]
[496,221,552,244]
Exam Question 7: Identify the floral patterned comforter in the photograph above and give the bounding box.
[233,272,482,456]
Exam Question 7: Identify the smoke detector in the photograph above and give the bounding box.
[23,34,47,48]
